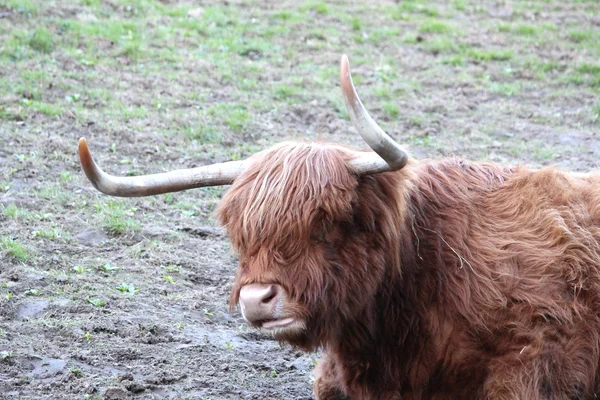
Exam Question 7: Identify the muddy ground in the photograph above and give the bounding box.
[0,0,599,399]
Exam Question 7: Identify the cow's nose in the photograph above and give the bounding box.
[239,284,281,325]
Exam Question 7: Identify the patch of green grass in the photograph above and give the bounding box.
[29,101,63,117]
[409,116,424,128]
[514,24,538,36]
[488,82,520,96]
[578,63,600,75]
[93,200,140,235]
[0,237,29,261]
[497,23,511,33]
[34,228,64,241]
[424,37,458,54]
[593,103,600,123]
[566,63,600,88]
[86,297,106,307]
[60,171,73,183]
[38,184,71,203]
[28,28,53,53]
[4,0,38,15]
[372,85,392,101]
[273,84,299,100]
[442,54,465,66]
[532,144,555,160]
[116,283,139,296]
[98,263,119,273]
[452,0,466,11]
[206,103,250,133]
[184,124,223,143]
[419,19,452,34]
[567,29,594,43]
[383,102,400,119]
[301,1,329,15]
[22,69,49,83]
[351,17,362,31]
[1,204,32,220]
[121,41,143,61]
[329,95,349,120]
[121,106,148,120]
[60,19,141,46]
[0,108,26,121]
[396,1,439,17]
[522,59,564,79]
[368,27,401,44]
[272,10,294,20]
[467,48,513,62]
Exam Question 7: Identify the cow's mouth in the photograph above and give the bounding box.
[261,317,295,330]
[259,317,305,336]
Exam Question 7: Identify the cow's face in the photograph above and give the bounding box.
[75,55,409,350]
[218,142,403,350]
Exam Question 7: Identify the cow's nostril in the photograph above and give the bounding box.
[261,286,278,304]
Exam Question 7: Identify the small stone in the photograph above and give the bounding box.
[85,384,97,394]
[103,387,129,399]
[187,8,204,18]
[118,373,134,382]
[76,229,109,247]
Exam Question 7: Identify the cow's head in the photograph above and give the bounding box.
[78,56,410,350]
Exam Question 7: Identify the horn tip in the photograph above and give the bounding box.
[78,137,88,151]
[340,54,349,75]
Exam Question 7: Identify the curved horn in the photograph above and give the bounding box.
[78,138,246,197]
[340,55,408,172]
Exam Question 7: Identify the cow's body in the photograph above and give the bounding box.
[219,145,600,399]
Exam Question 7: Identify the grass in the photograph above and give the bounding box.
[300,1,329,15]
[28,28,53,53]
[3,0,38,15]
[33,228,64,241]
[419,19,452,34]
[514,24,538,37]
[568,29,594,43]
[2,204,32,220]
[424,37,458,54]
[93,200,140,235]
[467,48,513,62]
[0,237,30,261]
[565,63,600,88]
[383,102,400,119]
[394,1,439,18]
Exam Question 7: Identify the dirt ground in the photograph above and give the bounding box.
[0,0,598,399]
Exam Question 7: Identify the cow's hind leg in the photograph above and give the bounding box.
[484,347,596,400]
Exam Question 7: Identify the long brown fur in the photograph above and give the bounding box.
[218,142,600,399]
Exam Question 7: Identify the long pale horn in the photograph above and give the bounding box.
[340,55,408,172]
[78,138,247,197]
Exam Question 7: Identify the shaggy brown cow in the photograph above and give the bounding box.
[78,55,600,399]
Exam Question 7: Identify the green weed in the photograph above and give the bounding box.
[0,237,29,260]
[116,283,139,296]
[301,1,329,15]
[419,19,452,34]
[28,28,53,53]
[93,200,140,235]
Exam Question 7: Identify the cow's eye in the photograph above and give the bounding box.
[310,232,326,244]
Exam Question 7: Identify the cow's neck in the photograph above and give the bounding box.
[328,159,518,393]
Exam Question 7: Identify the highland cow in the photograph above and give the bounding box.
[78,55,600,399]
